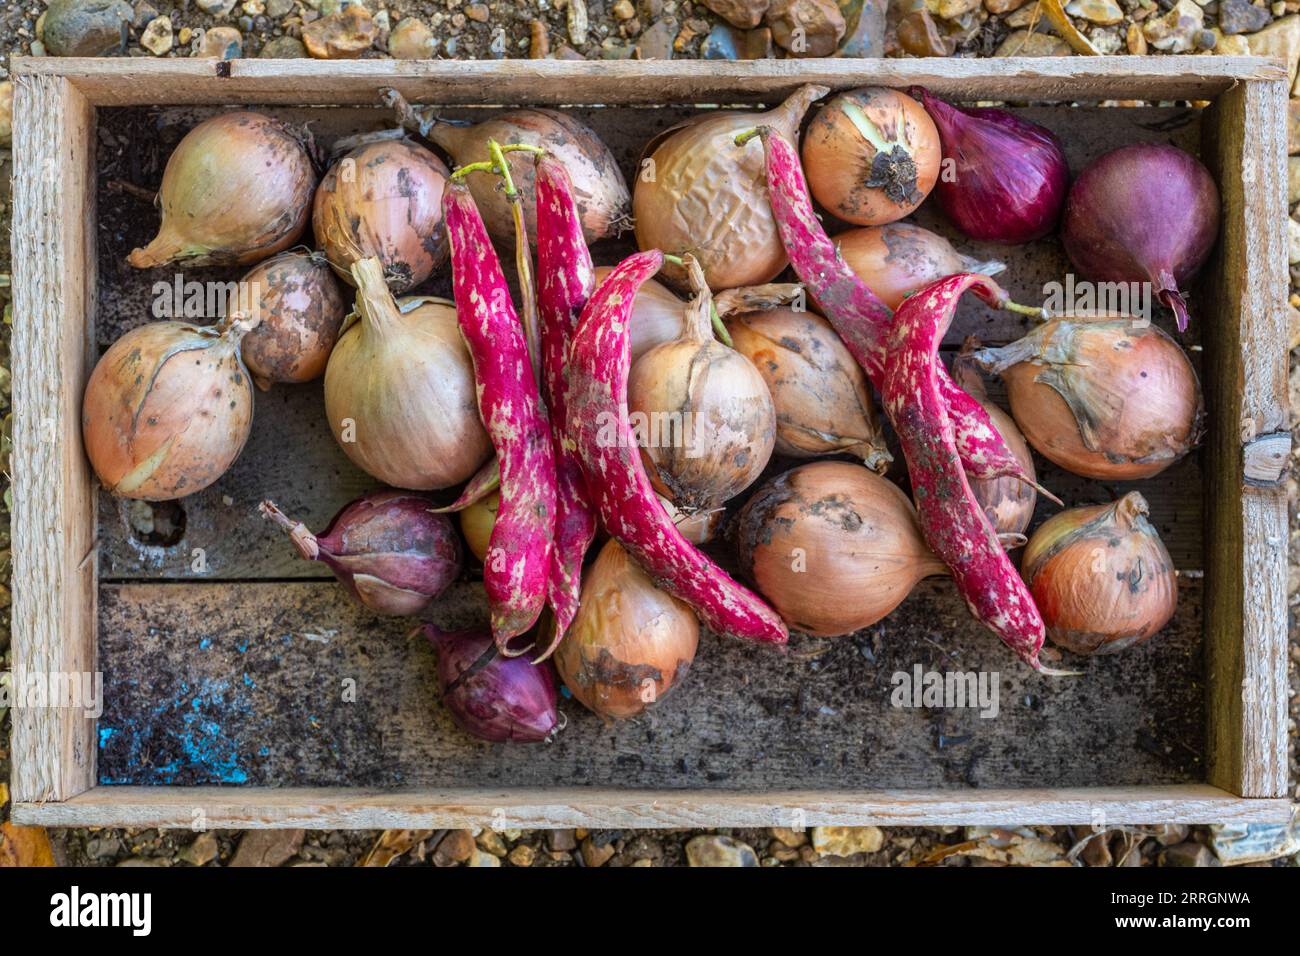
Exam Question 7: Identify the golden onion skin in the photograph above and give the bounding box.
[802,87,940,227]
[82,318,258,500]
[593,266,686,366]
[313,138,451,293]
[239,251,347,390]
[554,539,699,720]
[633,84,828,291]
[735,461,946,637]
[128,112,315,270]
[835,222,999,312]
[1021,492,1178,655]
[459,491,500,563]
[726,307,889,469]
[324,259,491,490]
[978,317,1203,481]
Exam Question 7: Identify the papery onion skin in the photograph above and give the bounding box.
[425,625,559,742]
[239,250,347,390]
[128,112,315,270]
[313,138,451,293]
[324,258,492,490]
[735,461,946,637]
[1022,492,1177,655]
[951,351,1036,541]
[627,260,776,513]
[911,88,1069,245]
[593,265,686,365]
[82,316,258,500]
[835,222,1003,312]
[1061,143,1220,333]
[657,493,722,545]
[726,306,890,470]
[972,316,1203,481]
[260,491,461,616]
[554,539,699,720]
[423,109,630,246]
[633,84,828,291]
[801,87,940,227]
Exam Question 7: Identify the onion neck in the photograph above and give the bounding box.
[260,500,321,561]
[350,256,403,344]
[1111,491,1150,532]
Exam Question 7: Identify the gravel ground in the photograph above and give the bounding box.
[0,0,1298,868]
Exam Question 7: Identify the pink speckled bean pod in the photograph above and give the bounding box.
[444,180,556,655]
[883,273,1055,672]
[533,153,598,660]
[744,126,1041,488]
[567,251,788,646]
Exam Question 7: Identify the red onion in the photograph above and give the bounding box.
[425,625,559,743]
[260,490,461,616]
[1061,143,1220,333]
[911,87,1069,245]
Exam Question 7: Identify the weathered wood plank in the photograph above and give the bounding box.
[10,56,1286,107]
[13,784,1289,829]
[95,580,1206,792]
[1200,80,1291,799]
[10,75,99,804]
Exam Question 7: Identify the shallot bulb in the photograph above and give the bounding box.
[633,84,828,290]
[593,265,686,365]
[82,314,259,500]
[971,316,1203,481]
[726,306,890,470]
[835,222,1005,312]
[260,491,461,616]
[1021,492,1177,655]
[1061,143,1220,332]
[554,539,699,719]
[910,88,1069,244]
[627,257,776,513]
[951,347,1036,543]
[128,112,315,269]
[324,257,492,489]
[313,137,451,293]
[801,87,941,226]
[425,625,558,742]
[239,250,346,390]
[412,105,629,246]
[735,461,946,637]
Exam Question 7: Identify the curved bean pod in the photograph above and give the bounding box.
[882,273,1050,671]
[444,180,556,654]
[567,251,788,645]
[534,153,598,659]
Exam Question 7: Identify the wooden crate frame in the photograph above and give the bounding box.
[8,56,1293,829]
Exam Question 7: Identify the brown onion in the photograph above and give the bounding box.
[128,112,315,269]
[313,137,450,293]
[460,490,500,563]
[951,346,1036,543]
[736,461,946,637]
[802,87,940,226]
[835,222,1004,311]
[726,306,890,470]
[627,257,776,513]
[324,257,491,489]
[971,316,1203,481]
[82,314,259,500]
[392,97,629,246]
[554,539,699,719]
[239,250,346,390]
[1022,492,1177,655]
[633,84,828,291]
[593,265,686,366]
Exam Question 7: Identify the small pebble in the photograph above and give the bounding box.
[811,826,884,857]
[198,25,243,57]
[465,3,489,21]
[301,3,375,57]
[387,16,435,57]
[1218,0,1272,33]
[507,844,536,867]
[259,34,307,55]
[196,0,239,15]
[42,0,134,56]
[139,14,172,55]
[1065,0,1124,24]
[684,835,758,867]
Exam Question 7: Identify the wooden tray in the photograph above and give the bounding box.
[8,56,1292,829]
